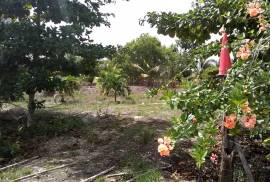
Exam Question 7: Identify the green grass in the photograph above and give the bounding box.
[94,176,106,182]
[12,89,176,121]
[137,169,162,182]
[120,152,162,182]
[21,115,86,139]
[0,167,33,181]
[121,124,155,145]
[43,91,174,119]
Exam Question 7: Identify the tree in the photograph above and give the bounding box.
[0,0,116,122]
[148,0,270,181]
[113,33,188,86]
[144,0,270,72]
[97,65,130,102]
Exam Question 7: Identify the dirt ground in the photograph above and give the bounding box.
[1,112,206,182]
[0,86,269,181]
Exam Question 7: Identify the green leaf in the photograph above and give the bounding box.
[23,3,32,10]
[266,154,270,161]
[229,127,241,136]
[263,137,270,146]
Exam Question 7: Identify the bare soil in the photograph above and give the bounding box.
[0,86,269,182]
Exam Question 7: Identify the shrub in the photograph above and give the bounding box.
[97,65,130,102]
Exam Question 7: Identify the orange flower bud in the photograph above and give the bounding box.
[157,138,164,144]
[259,24,267,31]
[241,101,252,113]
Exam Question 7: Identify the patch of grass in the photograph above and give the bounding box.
[120,153,161,182]
[137,169,162,182]
[0,167,33,181]
[21,116,85,138]
[42,162,56,170]
[94,176,106,182]
[122,125,155,145]
[140,127,155,145]
[49,90,173,119]
[86,130,100,144]
[69,150,81,157]
[0,139,22,159]
[121,153,150,172]
[121,95,136,104]
[233,165,248,182]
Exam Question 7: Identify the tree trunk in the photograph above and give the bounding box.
[27,92,35,127]
[219,126,234,182]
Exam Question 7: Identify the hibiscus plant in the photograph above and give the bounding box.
[156,0,270,181]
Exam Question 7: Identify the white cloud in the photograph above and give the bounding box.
[91,0,192,46]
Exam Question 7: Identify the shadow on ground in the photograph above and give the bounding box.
[1,108,211,182]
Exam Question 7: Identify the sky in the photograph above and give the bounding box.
[91,0,193,46]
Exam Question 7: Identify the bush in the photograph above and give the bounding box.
[97,65,130,102]
[200,66,219,80]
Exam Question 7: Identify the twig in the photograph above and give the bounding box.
[234,138,255,182]
[0,156,39,172]
[11,162,77,182]
[80,166,115,182]
[160,164,172,170]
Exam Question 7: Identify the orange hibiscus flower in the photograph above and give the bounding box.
[224,113,237,129]
[247,2,262,17]
[236,46,251,61]
[157,136,174,157]
[158,144,170,157]
[241,114,256,128]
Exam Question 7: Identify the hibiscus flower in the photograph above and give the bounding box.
[224,113,237,129]
[158,144,170,157]
[157,136,174,157]
[247,2,262,17]
[241,114,256,128]
[236,46,251,61]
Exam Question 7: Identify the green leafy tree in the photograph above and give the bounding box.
[0,0,115,121]
[144,0,270,74]
[97,65,130,102]
[113,34,187,85]
[147,0,270,181]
